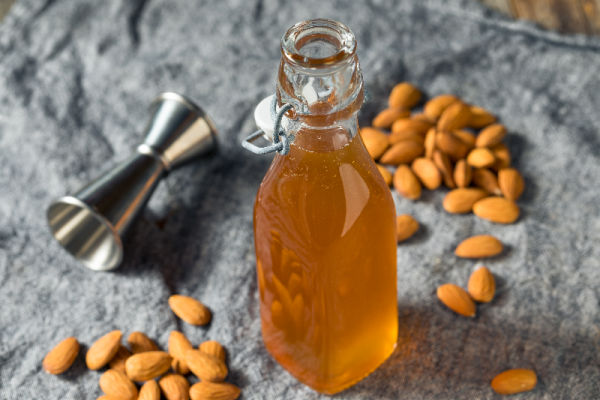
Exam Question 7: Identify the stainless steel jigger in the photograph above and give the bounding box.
[46,92,217,271]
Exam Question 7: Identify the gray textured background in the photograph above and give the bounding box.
[1,0,599,399]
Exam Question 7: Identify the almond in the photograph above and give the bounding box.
[125,351,172,382]
[99,369,138,400]
[468,266,496,303]
[109,345,132,373]
[388,82,421,109]
[168,331,193,375]
[411,157,441,190]
[379,140,424,165]
[391,118,432,138]
[389,129,425,146]
[43,337,80,375]
[159,373,190,400]
[453,159,471,188]
[491,369,537,395]
[411,113,431,122]
[498,168,525,201]
[452,129,476,149]
[189,382,241,400]
[436,283,476,317]
[455,235,503,258]
[423,94,458,121]
[468,105,496,128]
[199,340,227,364]
[491,143,511,169]
[424,128,436,159]
[185,349,228,382]
[472,168,502,195]
[433,150,456,188]
[437,102,471,131]
[435,131,469,160]
[476,123,506,147]
[168,295,212,326]
[128,332,159,354]
[396,214,419,242]
[372,107,410,128]
[360,127,389,159]
[473,197,520,224]
[86,330,122,370]
[139,380,161,400]
[467,148,496,168]
[376,164,392,186]
[393,165,422,200]
[443,188,488,214]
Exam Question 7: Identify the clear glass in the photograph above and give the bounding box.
[253,19,398,394]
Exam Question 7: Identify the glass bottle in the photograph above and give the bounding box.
[253,19,398,394]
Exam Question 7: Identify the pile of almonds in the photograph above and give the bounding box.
[42,295,240,400]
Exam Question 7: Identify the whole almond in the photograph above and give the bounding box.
[468,105,496,128]
[443,188,488,214]
[128,332,158,354]
[467,148,496,168]
[468,266,496,303]
[491,143,511,169]
[391,118,432,138]
[389,82,421,109]
[411,157,441,190]
[452,129,476,149]
[99,369,138,400]
[453,159,471,188]
[498,168,525,201]
[168,295,212,326]
[86,330,122,370]
[125,351,172,382]
[473,197,520,224]
[411,113,431,122]
[396,214,419,242]
[435,131,469,160]
[424,128,436,159]
[472,168,502,195]
[423,94,458,121]
[189,382,241,400]
[437,102,471,131]
[185,349,228,382]
[476,123,506,148]
[360,127,389,159]
[199,340,227,364]
[168,331,193,375]
[436,283,476,317]
[159,373,190,400]
[379,140,424,165]
[393,165,422,200]
[373,107,410,128]
[491,369,537,395]
[139,380,161,400]
[43,337,80,375]
[455,235,503,258]
[109,345,132,373]
[433,150,456,188]
[376,164,392,186]
[389,129,425,146]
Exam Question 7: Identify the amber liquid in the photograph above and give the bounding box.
[253,126,398,394]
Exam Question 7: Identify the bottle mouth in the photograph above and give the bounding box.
[281,19,356,68]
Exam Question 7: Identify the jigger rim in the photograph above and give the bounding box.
[153,91,218,137]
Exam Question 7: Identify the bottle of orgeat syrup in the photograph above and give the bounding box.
[253,19,398,394]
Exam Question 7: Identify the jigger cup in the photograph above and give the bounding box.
[47,92,217,271]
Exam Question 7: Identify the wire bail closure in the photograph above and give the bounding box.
[242,96,295,156]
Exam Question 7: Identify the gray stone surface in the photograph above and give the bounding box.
[1,0,599,398]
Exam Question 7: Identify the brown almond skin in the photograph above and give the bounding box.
[423,94,458,121]
[452,129,476,149]
[468,105,496,128]
[491,369,537,395]
[468,266,496,303]
[99,369,138,400]
[376,164,392,186]
[379,140,424,165]
[189,382,241,400]
[168,295,212,326]
[389,82,421,109]
[491,143,511,170]
[467,148,496,168]
[435,131,469,160]
[139,380,161,400]
[473,197,520,224]
[393,165,422,200]
[498,168,525,201]
[185,349,228,382]
[43,337,80,375]
[108,345,132,373]
[443,188,488,214]
[168,331,193,375]
[373,107,410,129]
[433,150,456,189]
[453,159,471,188]
[476,123,506,148]
[424,128,436,159]
[389,129,425,146]
[437,102,471,131]
[360,127,389,159]
[199,340,227,364]
[86,330,122,370]
[128,331,159,354]
[396,214,419,242]
[455,235,503,258]
[472,168,502,195]
[411,157,441,190]
[159,373,190,400]
[411,113,431,122]
[391,118,432,137]
[436,283,476,317]
[125,351,172,382]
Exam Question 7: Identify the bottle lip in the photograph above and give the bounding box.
[281,18,357,68]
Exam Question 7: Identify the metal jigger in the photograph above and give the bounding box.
[47,92,217,271]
